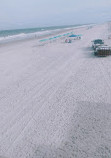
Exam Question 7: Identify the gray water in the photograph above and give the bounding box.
[0,24,85,44]
[0,25,81,37]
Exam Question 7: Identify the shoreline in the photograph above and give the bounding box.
[0,24,94,47]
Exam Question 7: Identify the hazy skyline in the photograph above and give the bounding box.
[0,0,111,30]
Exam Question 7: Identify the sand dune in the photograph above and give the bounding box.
[0,23,111,158]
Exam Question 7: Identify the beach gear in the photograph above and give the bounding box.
[39,32,75,43]
[69,34,82,37]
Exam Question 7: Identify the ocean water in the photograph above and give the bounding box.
[0,25,83,44]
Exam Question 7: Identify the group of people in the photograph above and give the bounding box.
[65,39,72,43]
[65,36,81,43]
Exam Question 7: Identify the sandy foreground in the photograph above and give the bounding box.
[0,23,111,158]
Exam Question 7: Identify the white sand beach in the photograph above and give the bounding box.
[0,23,111,158]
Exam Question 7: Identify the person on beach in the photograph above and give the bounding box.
[65,39,68,43]
[68,39,72,43]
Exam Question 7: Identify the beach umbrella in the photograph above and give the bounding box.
[69,34,82,37]
[39,39,48,42]
[55,35,60,38]
[69,34,77,37]
[49,37,54,40]
[78,34,82,36]
[57,35,62,37]
[63,34,67,36]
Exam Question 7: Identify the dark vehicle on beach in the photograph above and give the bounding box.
[92,39,104,50]
[94,46,111,57]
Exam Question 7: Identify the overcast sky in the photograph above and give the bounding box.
[0,0,111,30]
